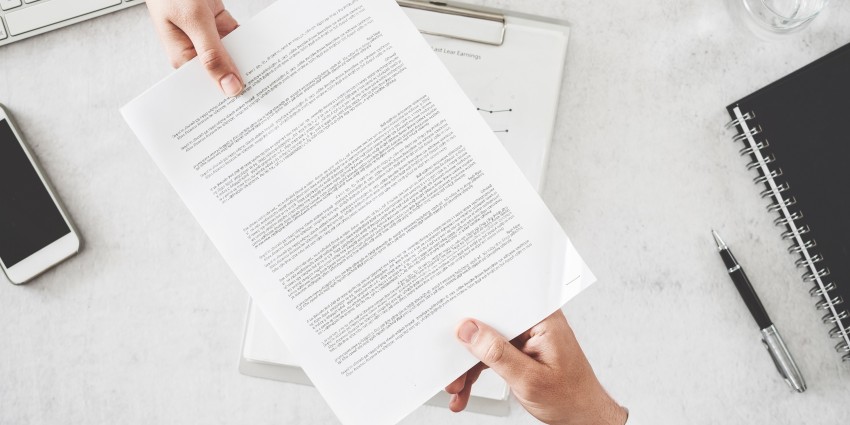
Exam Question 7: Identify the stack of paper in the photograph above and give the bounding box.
[121,1,592,423]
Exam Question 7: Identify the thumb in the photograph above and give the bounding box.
[182,11,243,97]
[456,319,539,387]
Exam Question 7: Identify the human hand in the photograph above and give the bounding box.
[145,0,244,97]
[446,310,627,425]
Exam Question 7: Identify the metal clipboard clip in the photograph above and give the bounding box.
[397,0,507,46]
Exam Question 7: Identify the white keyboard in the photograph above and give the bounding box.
[0,0,143,47]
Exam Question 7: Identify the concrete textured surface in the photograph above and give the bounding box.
[1,0,848,424]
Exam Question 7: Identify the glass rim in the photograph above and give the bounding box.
[755,0,830,21]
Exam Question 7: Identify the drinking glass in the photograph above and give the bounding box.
[740,0,830,34]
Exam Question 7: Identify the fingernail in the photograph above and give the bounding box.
[220,73,243,97]
[457,321,479,343]
[450,394,457,403]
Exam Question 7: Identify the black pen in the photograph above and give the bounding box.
[712,230,806,393]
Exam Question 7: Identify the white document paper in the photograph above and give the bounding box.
[121,1,591,424]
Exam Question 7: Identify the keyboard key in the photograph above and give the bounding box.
[0,17,7,40]
[5,0,121,36]
[23,0,40,5]
[0,0,22,12]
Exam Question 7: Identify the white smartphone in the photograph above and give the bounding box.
[0,104,80,285]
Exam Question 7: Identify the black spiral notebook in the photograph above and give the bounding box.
[726,42,850,362]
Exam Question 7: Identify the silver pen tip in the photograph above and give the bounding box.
[711,229,727,250]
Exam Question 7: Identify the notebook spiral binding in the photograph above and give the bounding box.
[728,109,850,362]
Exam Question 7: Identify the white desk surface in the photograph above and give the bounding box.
[1,1,849,423]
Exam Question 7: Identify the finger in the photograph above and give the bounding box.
[513,328,533,346]
[518,309,570,363]
[449,366,484,413]
[448,363,487,395]
[466,363,487,386]
[215,9,239,37]
[149,16,197,68]
[180,7,243,96]
[538,308,568,334]
[445,372,467,395]
[456,319,541,388]
[445,361,487,394]
[449,378,473,412]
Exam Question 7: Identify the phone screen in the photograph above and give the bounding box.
[0,118,71,268]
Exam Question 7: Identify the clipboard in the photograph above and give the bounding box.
[239,0,572,417]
